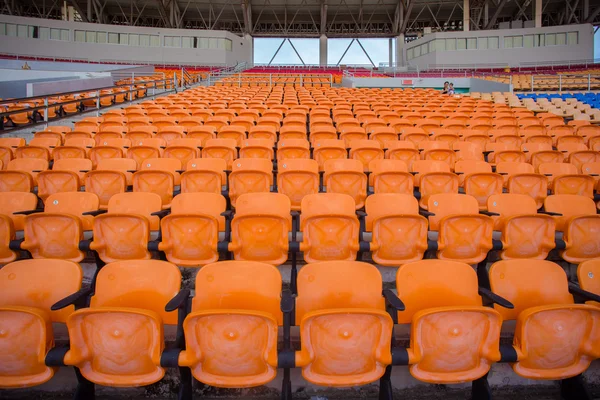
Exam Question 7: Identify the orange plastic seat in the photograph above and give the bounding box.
[187,126,217,144]
[228,158,272,208]
[349,140,384,171]
[36,158,91,201]
[89,192,162,262]
[181,158,227,194]
[294,261,393,386]
[453,141,484,161]
[163,138,202,167]
[339,127,368,146]
[496,162,548,209]
[0,259,82,388]
[370,127,398,145]
[133,158,181,208]
[0,192,38,231]
[568,150,600,173]
[365,194,427,266]
[179,261,281,387]
[487,194,555,260]
[277,158,319,210]
[427,193,493,264]
[489,259,600,379]
[5,158,48,188]
[156,126,185,145]
[455,160,503,210]
[229,193,291,265]
[323,159,367,209]
[202,138,237,169]
[539,163,594,198]
[313,139,347,171]
[158,193,226,266]
[396,260,502,383]
[544,195,600,263]
[412,160,459,209]
[299,193,359,263]
[250,125,278,141]
[239,138,275,160]
[277,139,311,162]
[578,260,600,307]
[63,260,180,386]
[218,125,247,146]
[21,192,99,261]
[384,141,420,168]
[368,159,413,194]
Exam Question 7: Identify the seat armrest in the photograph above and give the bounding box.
[51,287,93,311]
[478,287,514,309]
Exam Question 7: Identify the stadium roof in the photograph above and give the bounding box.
[4,0,600,37]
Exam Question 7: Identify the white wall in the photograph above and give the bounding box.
[0,15,251,66]
[0,69,109,82]
[402,24,594,69]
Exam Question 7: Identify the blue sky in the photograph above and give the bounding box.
[254,37,393,66]
[256,30,600,65]
[595,29,600,59]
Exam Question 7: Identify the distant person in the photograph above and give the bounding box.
[442,81,449,94]
[21,62,31,70]
[447,83,455,95]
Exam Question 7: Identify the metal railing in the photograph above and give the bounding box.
[0,77,177,132]
[476,73,600,93]
[209,73,334,87]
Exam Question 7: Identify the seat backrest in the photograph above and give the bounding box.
[544,194,597,231]
[45,192,99,215]
[278,158,319,174]
[538,162,578,176]
[0,259,82,323]
[411,160,451,174]
[365,193,419,231]
[369,159,409,175]
[231,157,272,174]
[427,193,480,230]
[204,138,237,149]
[300,193,356,228]
[193,261,282,324]
[97,157,137,172]
[53,158,92,173]
[578,260,600,297]
[107,192,162,217]
[90,260,181,324]
[395,260,482,323]
[454,160,492,175]
[489,259,573,320]
[139,157,182,172]
[7,158,48,173]
[323,158,364,174]
[496,161,534,175]
[131,138,166,149]
[487,193,538,218]
[235,192,291,218]
[295,261,385,323]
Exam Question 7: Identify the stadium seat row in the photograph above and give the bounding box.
[2,191,599,266]
[1,257,599,398]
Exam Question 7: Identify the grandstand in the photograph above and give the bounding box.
[2,0,600,400]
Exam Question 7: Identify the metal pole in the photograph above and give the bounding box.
[300,74,303,87]
[559,75,562,92]
[588,74,591,91]
[531,75,534,92]
[238,73,241,88]
[330,74,332,87]
[510,75,513,93]
[43,97,48,127]
[269,74,272,88]
[95,90,100,117]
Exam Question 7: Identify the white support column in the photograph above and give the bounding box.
[319,34,328,66]
[396,34,405,66]
[534,0,542,27]
[244,33,254,65]
[389,38,393,67]
[463,0,470,31]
